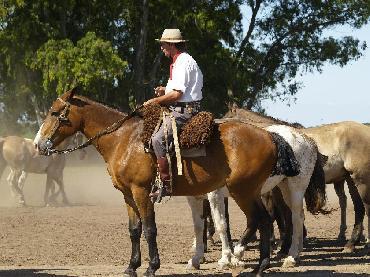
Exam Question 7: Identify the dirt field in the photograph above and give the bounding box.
[0,150,369,276]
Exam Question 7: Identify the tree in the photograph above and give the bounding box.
[229,0,370,111]
[0,0,369,135]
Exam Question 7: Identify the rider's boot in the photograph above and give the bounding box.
[149,156,172,203]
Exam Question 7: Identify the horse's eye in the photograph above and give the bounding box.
[51,111,59,117]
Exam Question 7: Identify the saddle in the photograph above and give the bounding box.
[138,103,215,155]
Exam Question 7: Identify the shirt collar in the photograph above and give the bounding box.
[172,52,183,64]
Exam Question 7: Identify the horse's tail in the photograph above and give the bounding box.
[0,137,6,180]
[270,132,300,177]
[304,148,329,214]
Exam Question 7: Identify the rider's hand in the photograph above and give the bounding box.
[154,86,165,96]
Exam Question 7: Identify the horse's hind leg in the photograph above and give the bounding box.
[18,171,27,191]
[343,176,365,253]
[55,175,70,205]
[334,180,347,242]
[364,203,370,250]
[124,196,143,277]
[278,179,305,268]
[253,200,273,276]
[186,196,205,270]
[231,194,271,275]
[233,209,259,259]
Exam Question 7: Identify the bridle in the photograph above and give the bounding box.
[43,97,71,155]
[43,97,141,155]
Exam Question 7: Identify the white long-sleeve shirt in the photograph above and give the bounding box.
[165,52,203,102]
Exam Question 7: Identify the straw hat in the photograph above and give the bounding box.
[156,29,188,43]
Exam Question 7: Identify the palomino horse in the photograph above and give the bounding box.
[0,133,86,206]
[186,124,327,269]
[225,107,370,252]
[34,89,301,276]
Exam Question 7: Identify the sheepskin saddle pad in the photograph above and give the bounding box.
[138,103,215,151]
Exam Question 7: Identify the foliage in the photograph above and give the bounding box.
[30,32,127,97]
[0,0,369,134]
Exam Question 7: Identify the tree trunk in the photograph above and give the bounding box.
[133,0,149,105]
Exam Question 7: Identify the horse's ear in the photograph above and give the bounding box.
[227,102,239,113]
[66,86,79,101]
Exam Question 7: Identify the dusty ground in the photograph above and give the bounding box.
[0,150,369,276]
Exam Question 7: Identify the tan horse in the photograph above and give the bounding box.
[225,108,370,252]
[34,89,301,276]
[0,133,86,206]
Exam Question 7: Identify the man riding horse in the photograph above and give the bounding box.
[144,28,203,202]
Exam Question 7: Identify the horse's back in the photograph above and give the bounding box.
[304,121,370,181]
[2,136,51,172]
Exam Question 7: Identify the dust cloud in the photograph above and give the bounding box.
[0,146,124,207]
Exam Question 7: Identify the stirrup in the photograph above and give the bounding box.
[150,184,171,204]
[149,186,164,204]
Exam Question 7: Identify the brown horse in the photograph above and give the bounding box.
[225,107,370,252]
[34,89,300,276]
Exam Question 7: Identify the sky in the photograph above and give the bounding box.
[260,25,370,127]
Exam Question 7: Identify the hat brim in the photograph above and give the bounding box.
[156,38,188,43]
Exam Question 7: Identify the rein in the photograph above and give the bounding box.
[46,98,142,155]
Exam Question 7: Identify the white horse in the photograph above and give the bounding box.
[186,124,326,269]
[0,132,86,206]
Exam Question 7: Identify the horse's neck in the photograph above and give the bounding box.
[80,103,134,162]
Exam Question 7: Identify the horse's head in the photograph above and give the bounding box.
[35,87,82,155]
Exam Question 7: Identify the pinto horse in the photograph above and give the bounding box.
[34,89,300,276]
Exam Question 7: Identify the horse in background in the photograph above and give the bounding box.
[35,89,304,276]
[0,132,86,206]
[225,107,370,252]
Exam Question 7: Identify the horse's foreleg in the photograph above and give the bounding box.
[208,189,242,269]
[7,170,25,206]
[132,187,160,277]
[333,180,347,241]
[343,176,365,253]
[186,196,205,270]
[124,197,142,277]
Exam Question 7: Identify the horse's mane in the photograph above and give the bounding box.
[72,95,128,117]
[225,107,304,128]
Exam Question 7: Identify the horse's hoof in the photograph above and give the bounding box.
[337,233,346,242]
[233,244,245,259]
[282,256,298,268]
[229,255,246,268]
[186,258,201,270]
[143,269,156,277]
[275,251,288,260]
[207,236,215,246]
[123,268,137,277]
[217,262,229,270]
[252,258,270,275]
[342,244,355,253]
